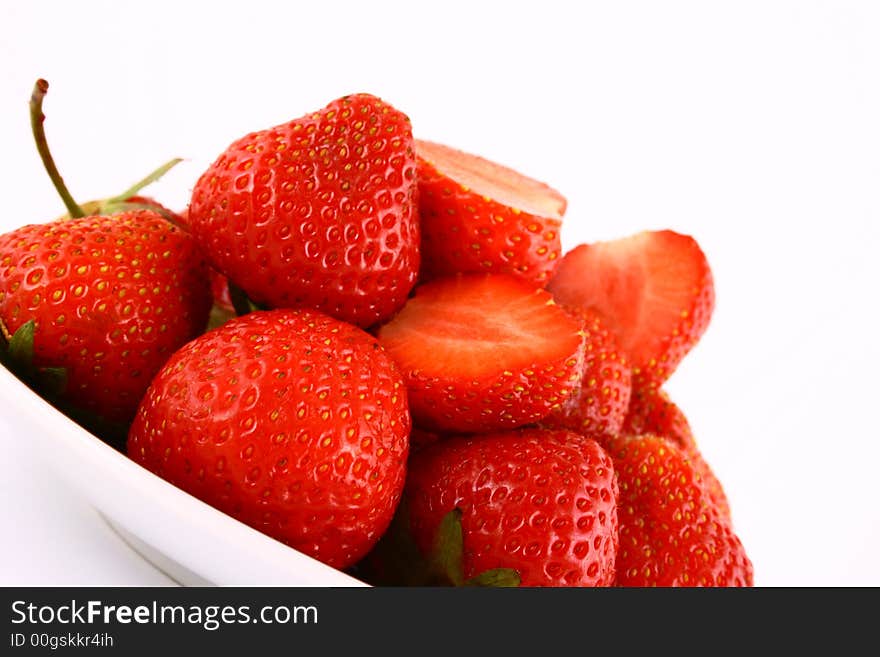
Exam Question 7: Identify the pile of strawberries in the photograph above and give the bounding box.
[0,80,752,587]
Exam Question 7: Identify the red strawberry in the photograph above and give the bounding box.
[404,429,619,587]
[377,274,584,433]
[209,268,234,313]
[189,93,420,328]
[623,388,730,518]
[609,434,752,586]
[547,230,714,389]
[127,309,411,569]
[416,139,565,285]
[0,212,211,430]
[541,309,631,440]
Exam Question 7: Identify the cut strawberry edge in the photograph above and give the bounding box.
[547,230,713,372]
[415,139,567,221]
[378,274,582,381]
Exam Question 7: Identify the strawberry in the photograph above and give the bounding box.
[547,230,714,389]
[402,429,619,587]
[540,309,631,440]
[377,274,584,433]
[0,212,212,429]
[623,388,730,519]
[127,309,411,569]
[209,268,234,312]
[188,93,420,328]
[0,80,212,439]
[415,139,565,285]
[609,434,752,586]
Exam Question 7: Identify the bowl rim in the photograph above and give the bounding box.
[1,362,367,586]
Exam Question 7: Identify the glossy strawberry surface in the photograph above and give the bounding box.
[416,140,565,285]
[609,434,752,586]
[127,309,410,569]
[406,429,619,586]
[189,94,420,327]
[0,211,211,423]
[623,388,730,519]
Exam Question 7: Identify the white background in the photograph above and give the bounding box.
[0,0,878,586]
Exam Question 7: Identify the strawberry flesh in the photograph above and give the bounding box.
[378,274,583,432]
[547,230,714,388]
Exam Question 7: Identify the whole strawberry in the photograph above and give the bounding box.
[622,388,730,518]
[416,139,565,285]
[0,80,212,437]
[127,309,411,569]
[405,429,619,587]
[189,93,420,328]
[609,434,752,586]
[0,211,211,427]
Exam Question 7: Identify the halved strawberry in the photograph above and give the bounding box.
[377,274,583,432]
[540,309,631,440]
[547,230,714,388]
[416,140,566,285]
[623,388,730,519]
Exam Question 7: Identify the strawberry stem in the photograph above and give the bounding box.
[30,79,85,219]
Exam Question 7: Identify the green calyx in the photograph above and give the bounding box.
[57,158,185,223]
[429,508,521,587]
[0,319,128,449]
[0,319,68,397]
[355,499,521,587]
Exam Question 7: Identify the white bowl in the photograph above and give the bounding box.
[0,363,365,586]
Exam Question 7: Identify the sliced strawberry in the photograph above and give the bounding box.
[623,388,731,519]
[416,140,566,285]
[377,274,583,432]
[540,309,631,440]
[547,230,714,389]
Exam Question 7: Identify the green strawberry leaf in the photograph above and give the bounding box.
[429,508,465,586]
[465,568,521,587]
[105,158,184,205]
[6,319,36,370]
[354,500,521,587]
[0,319,125,448]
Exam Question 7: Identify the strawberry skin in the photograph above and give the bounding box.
[416,140,565,286]
[623,388,730,519]
[541,309,631,440]
[547,230,714,389]
[127,308,411,569]
[377,274,584,433]
[189,93,420,328]
[406,429,619,586]
[0,212,211,424]
[609,434,752,587]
